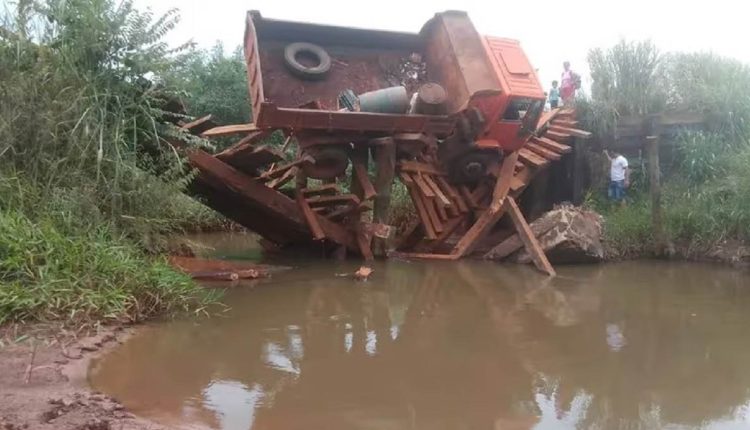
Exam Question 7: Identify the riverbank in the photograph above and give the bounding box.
[0,323,164,430]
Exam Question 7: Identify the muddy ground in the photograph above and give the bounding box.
[0,324,163,430]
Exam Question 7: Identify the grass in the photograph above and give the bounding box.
[0,0,224,324]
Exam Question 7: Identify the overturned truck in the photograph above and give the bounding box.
[185,11,590,275]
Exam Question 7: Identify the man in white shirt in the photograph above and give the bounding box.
[604,150,629,205]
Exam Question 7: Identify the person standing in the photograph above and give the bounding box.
[548,80,560,109]
[560,61,579,106]
[604,149,629,205]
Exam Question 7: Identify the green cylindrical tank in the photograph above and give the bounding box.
[358,86,409,114]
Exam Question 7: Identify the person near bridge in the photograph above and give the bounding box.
[605,149,629,206]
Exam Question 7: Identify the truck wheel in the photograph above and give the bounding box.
[284,42,331,80]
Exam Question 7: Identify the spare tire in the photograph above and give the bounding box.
[284,42,331,80]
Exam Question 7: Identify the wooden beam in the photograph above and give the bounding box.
[400,172,437,240]
[201,123,259,138]
[398,160,447,176]
[180,114,216,135]
[422,174,452,207]
[526,142,561,161]
[532,136,572,154]
[356,224,375,261]
[504,197,555,276]
[415,215,467,253]
[296,193,325,240]
[267,166,298,189]
[545,130,571,142]
[548,125,592,139]
[219,145,285,175]
[435,177,468,213]
[327,201,372,222]
[518,148,548,168]
[450,152,518,257]
[187,150,356,251]
[258,155,314,181]
[306,194,361,208]
[216,130,273,161]
[353,161,377,201]
[412,173,436,198]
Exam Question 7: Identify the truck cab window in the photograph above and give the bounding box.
[502,98,533,121]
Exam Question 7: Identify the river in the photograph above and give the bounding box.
[90,233,750,429]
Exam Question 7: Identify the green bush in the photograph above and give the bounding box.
[0,209,216,323]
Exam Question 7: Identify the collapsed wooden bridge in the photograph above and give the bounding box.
[176,11,591,275]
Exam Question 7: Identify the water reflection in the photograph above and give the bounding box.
[90,260,750,430]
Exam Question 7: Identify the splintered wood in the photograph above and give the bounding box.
[182,106,584,275]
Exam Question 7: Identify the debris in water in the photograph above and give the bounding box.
[354,266,373,281]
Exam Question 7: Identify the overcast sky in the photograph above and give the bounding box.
[136,0,749,91]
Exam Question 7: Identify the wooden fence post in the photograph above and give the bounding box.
[646,135,666,256]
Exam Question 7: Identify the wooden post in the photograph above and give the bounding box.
[504,197,556,277]
[372,139,396,256]
[571,137,586,205]
[647,135,666,256]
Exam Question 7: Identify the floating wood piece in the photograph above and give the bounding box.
[526,142,561,161]
[518,148,548,168]
[388,251,459,260]
[296,193,325,240]
[353,161,377,201]
[545,130,571,142]
[306,194,361,208]
[201,123,259,138]
[548,125,592,139]
[180,114,216,135]
[301,184,340,196]
[532,136,572,154]
[258,155,314,181]
[504,197,556,276]
[400,172,437,240]
[399,160,447,176]
[267,166,298,189]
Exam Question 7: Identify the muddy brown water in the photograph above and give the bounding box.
[90,236,750,430]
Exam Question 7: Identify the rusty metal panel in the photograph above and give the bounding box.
[482,37,544,100]
[420,11,501,115]
[244,11,265,123]
[256,103,455,136]
[251,12,423,110]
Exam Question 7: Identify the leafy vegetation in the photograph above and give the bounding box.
[581,41,750,257]
[0,0,226,323]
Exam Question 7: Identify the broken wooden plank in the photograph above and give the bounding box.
[187,150,356,250]
[306,194,361,208]
[216,130,273,161]
[459,185,479,209]
[398,160,447,176]
[435,177,468,213]
[422,174,452,207]
[201,123,259,138]
[545,130,571,142]
[504,197,556,276]
[180,114,216,135]
[518,148,548,168]
[548,124,592,139]
[536,108,560,129]
[296,193,325,240]
[420,192,444,233]
[301,184,340,196]
[353,161,377,201]
[412,173,436,198]
[551,119,578,127]
[400,172,437,240]
[219,145,285,175]
[492,151,519,203]
[532,136,572,154]
[267,166,298,189]
[526,142,561,161]
[258,155,314,181]
[484,211,560,260]
[388,251,459,260]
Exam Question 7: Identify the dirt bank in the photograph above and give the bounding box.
[0,324,163,430]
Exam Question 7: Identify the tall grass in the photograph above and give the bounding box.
[0,0,220,323]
